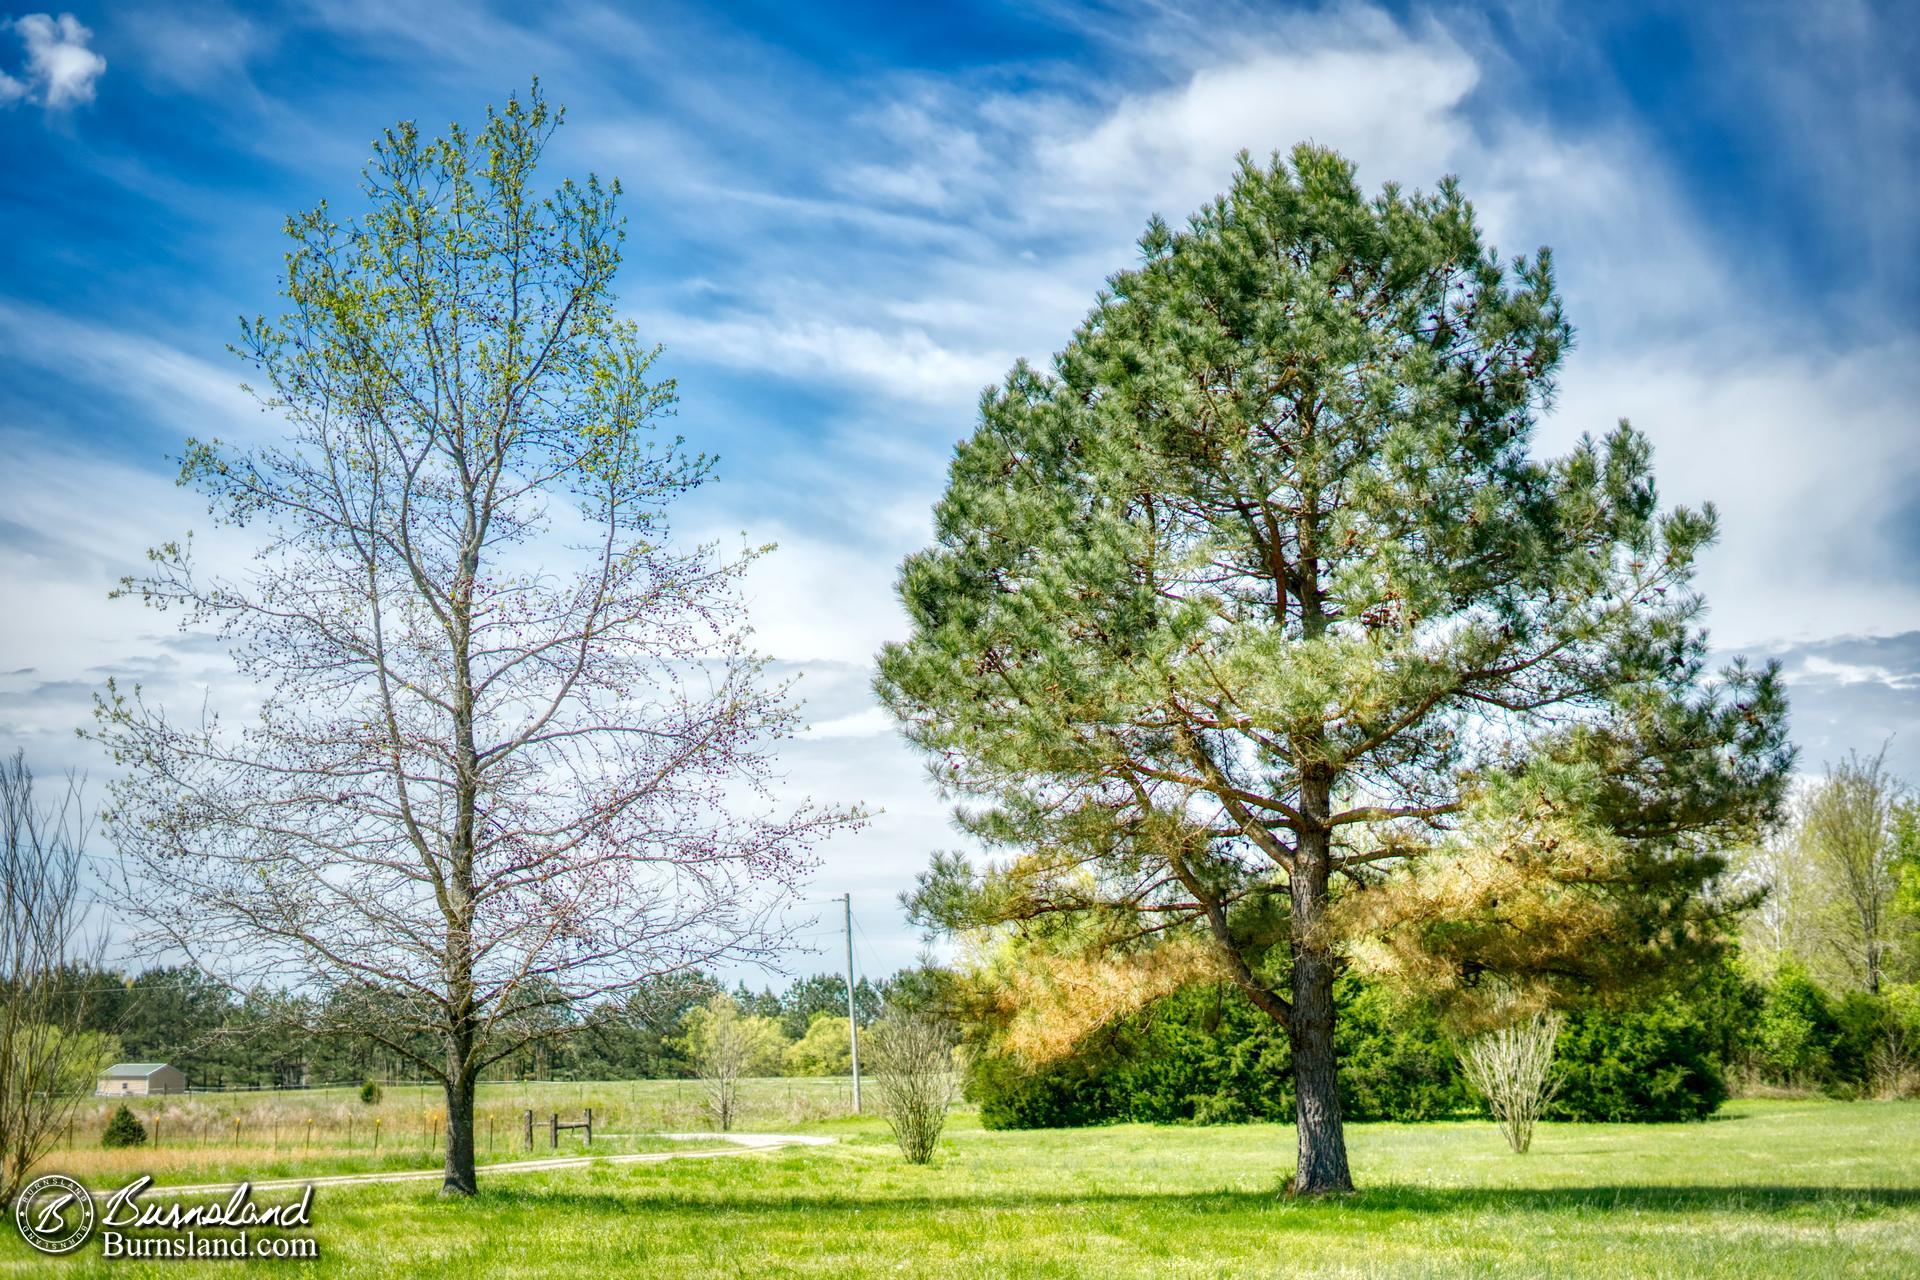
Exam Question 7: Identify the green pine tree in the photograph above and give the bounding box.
[101,1104,147,1149]
[877,145,1792,1193]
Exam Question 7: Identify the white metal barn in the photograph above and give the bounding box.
[95,1062,186,1097]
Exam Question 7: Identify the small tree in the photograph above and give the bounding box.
[681,995,784,1131]
[1459,1011,1564,1153]
[0,752,113,1202]
[866,1008,959,1164]
[101,1104,148,1149]
[360,1079,383,1105]
[1800,748,1905,993]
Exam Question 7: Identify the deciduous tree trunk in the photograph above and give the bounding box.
[442,1062,477,1197]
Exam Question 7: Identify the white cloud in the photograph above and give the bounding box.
[1795,656,1919,689]
[1035,40,1478,223]
[3,12,106,110]
[0,431,252,775]
[837,98,995,213]
[807,706,896,740]
[717,521,914,666]
[0,307,287,778]
[709,8,1920,659]
[1550,336,1920,650]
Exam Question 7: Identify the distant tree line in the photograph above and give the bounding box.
[36,965,898,1089]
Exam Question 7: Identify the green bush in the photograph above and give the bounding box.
[1721,966,1920,1096]
[1830,992,1893,1088]
[970,969,1745,1129]
[1335,979,1472,1121]
[1752,962,1839,1084]
[967,984,1289,1129]
[1547,959,1751,1122]
[360,1079,383,1104]
[970,979,1460,1129]
[102,1104,148,1148]
[1550,999,1728,1121]
[970,1047,1116,1129]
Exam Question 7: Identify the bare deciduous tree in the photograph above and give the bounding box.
[1732,810,1822,971]
[92,88,857,1196]
[0,752,113,1203]
[866,1008,959,1164]
[1458,1010,1564,1154]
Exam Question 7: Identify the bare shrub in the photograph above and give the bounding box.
[1459,1010,1564,1153]
[0,753,116,1202]
[1869,1029,1920,1100]
[866,1010,958,1164]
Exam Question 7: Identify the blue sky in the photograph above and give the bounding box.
[2,0,1918,979]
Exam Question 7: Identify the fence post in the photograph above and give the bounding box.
[524,1109,533,1151]
[154,1119,161,1149]
[373,1117,381,1153]
[584,1108,591,1147]
[550,1112,557,1150]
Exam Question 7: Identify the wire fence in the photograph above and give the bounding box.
[65,1077,860,1154]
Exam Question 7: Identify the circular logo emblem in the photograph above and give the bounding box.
[13,1173,96,1255]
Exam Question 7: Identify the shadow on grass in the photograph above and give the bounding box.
[451,1180,1920,1221]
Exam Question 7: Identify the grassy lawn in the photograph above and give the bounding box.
[5,1098,1916,1277]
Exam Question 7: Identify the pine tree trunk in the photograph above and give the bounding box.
[442,1061,477,1197]
[1289,950,1351,1193]
[1289,766,1353,1194]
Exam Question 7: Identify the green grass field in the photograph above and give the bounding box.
[5,1094,1916,1277]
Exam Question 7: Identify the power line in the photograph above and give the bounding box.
[851,915,886,988]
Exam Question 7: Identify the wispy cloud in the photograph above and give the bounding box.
[0,300,255,438]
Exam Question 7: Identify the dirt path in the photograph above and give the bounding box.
[122,1133,836,1198]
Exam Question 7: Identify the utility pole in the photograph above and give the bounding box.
[844,892,861,1113]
